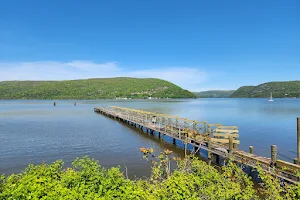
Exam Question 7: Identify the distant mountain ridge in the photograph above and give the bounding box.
[0,77,196,99]
[230,81,300,98]
[193,90,235,98]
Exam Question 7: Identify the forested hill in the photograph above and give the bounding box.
[193,90,235,98]
[0,77,195,100]
[230,81,300,98]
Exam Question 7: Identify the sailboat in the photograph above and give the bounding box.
[269,92,274,102]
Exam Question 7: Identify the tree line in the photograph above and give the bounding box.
[0,77,196,99]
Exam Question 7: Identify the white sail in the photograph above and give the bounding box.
[269,92,274,102]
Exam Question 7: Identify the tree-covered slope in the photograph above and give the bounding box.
[1,154,299,199]
[230,81,300,98]
[0,77,195,99]
[193,90,235,98]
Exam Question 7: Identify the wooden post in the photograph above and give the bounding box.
[184,142,187,158]
[193,121,196,130]
[271,145,277,166]
[249,146,254,154]
[229,137,233,156]
[216,154,220,165]
[173,138,176,144]
[53,102,56,106]
[233,143,238,150]
[249,146,254,178]
[163,117,167,132]
[158,132,161,138]
[207,140,212,160]
[297,118,300,164]
[209,126,213,138]
[194,142,199,152]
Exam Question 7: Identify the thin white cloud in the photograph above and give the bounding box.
[0,61,207,91]
[127,68,207,91]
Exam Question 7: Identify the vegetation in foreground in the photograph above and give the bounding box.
[0,77,195,100]
[230,81,300,98]
[1,149,300,200]
[193,90,235,98]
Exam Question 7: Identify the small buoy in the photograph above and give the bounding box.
[53,102,56,106]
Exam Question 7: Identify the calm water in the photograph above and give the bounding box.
[1,99,299,177]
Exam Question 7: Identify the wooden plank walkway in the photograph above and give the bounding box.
[94,106,300,183]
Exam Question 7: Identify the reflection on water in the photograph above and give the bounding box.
[1,99,299,176]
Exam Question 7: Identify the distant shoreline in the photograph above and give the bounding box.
[196,97,299,99]
[1,97,299,101]
[0,98,194,101]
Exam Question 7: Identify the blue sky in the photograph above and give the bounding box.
[0,0,299,91]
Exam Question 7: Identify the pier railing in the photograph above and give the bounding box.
[95,106,300,183]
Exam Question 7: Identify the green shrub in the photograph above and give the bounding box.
[1,151,300,199]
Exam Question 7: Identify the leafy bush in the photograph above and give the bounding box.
[1,150,300,199]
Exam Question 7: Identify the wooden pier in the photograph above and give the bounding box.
[95,106,300,183]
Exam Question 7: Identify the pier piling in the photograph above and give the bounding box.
[207,140,212,160]
[271,145,277,166]
[297,118,300,165]
[229,137,233,156]
[249,146,254,154]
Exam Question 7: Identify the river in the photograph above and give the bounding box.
[1,99,299,177]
